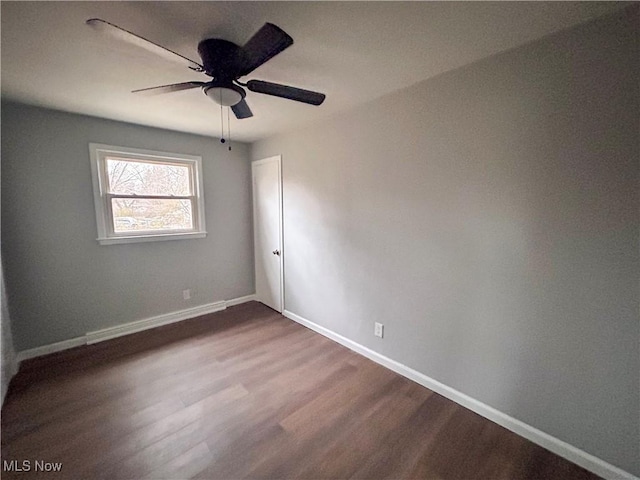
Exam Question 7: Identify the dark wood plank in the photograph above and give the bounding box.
[1,301,600,480]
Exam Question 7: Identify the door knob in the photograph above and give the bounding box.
[272,249,280,256]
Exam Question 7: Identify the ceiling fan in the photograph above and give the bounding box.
[86,19,326,119]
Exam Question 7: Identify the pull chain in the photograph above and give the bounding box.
[216,90,231,151]
[227,107,232,151]
[219,101,226,145]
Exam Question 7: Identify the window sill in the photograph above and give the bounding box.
[97,231,207,245]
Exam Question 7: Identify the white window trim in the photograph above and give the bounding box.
[89,143,207,245]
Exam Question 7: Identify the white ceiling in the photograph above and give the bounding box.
[1,1,627,142]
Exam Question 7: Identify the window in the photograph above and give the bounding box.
[89,143,206,245]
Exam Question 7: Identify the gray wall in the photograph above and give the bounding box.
[1,258,18,404]
[2,103,255,351]
[1,147,18,404]
[253,7,639,476]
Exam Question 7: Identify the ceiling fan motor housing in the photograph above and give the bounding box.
[197,38,242,80]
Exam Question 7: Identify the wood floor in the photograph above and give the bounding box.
[2,301,598,480]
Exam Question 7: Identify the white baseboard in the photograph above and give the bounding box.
[16,294,257,362]
[16,336,87,363]
[283,309,638,480]
[86,300,228,344]
[225,294,257,307]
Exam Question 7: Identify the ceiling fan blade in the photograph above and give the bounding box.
[132,81,206,95]
[237,23,293,77]
[86,18,204,72]
[231,99,253,119]
[247,80,326,105]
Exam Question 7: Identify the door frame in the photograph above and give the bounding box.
[252,155,284,312]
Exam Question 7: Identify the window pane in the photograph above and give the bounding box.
[112,198,193,232]
[106,158,192,196]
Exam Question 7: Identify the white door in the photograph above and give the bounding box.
[252,156,283,312]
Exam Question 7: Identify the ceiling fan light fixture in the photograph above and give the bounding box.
[204,85,244,107]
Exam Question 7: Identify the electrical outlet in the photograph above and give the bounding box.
[183,289,191,300]
[374,322,384,338]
